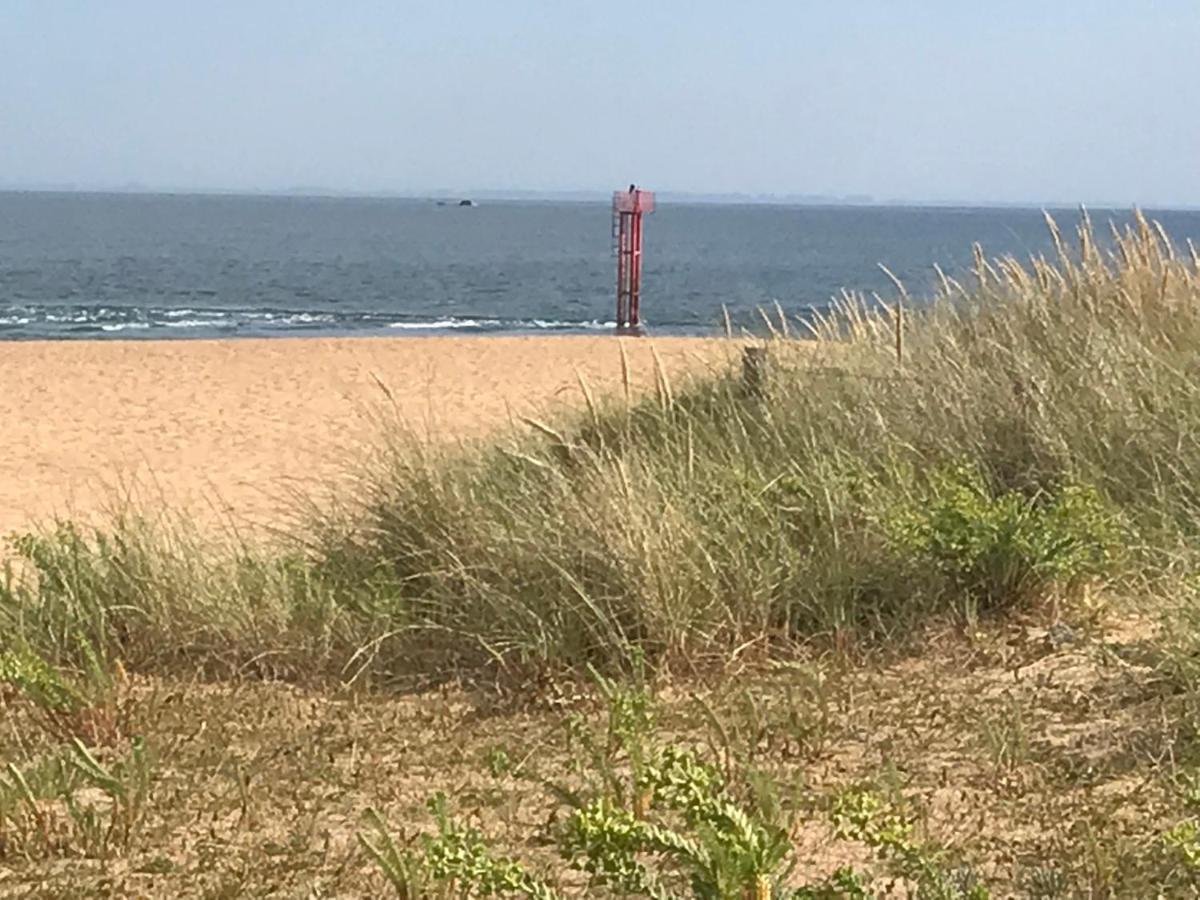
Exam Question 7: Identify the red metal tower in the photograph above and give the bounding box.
[613,187,654,330]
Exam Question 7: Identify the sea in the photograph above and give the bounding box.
[2,191,1199,340]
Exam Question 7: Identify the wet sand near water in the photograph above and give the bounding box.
[0,335,730,537]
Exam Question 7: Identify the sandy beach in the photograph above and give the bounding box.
[0,335,729,536]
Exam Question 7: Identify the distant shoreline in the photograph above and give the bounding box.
[0,321,724,342]
[0,327,726,345]
[2,186,1195,213]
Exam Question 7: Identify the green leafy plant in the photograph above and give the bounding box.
[0,643,129,744]
[831,787,988,899]
[66,736,154,855]
[790,867,871,899]
[0,736,154,860]
[977,695,1030,775]
[484,745,515,779]
[357,808,432,899]
[556,664,797,897]
[362,796,561,899]
[1164,819,1200,872]
[562,745,793,899]
[560,658,657,809]
[885,465,1117,614]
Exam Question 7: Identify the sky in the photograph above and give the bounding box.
[2,1,1198,206]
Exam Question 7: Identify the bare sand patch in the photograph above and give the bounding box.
[0,335,730,534]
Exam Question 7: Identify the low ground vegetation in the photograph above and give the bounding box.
[3,212,1200,895]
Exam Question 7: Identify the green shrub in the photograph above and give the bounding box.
[884,464,1118,615]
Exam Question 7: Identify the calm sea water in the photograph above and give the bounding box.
[2,191,1199,340]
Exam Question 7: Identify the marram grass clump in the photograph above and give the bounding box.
[308,212,1186,676]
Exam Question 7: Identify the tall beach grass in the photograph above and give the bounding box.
[4,211,1200,684]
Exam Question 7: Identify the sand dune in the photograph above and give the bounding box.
[0,335,730,535]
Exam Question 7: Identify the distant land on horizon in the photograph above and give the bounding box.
[0,182,1193,212]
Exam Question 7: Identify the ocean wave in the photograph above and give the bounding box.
[162,318,238,329]
[261,312,338,326]
[529,318,616,330]
[0,303,655,339]
[389,317,621,332]
[388,318,503,330]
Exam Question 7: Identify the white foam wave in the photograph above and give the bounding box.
[0,305,651,337]
[259,311,336,324]
[387,317,617,331]
[162,318,236,329]
[529,319,616,330]
[388,318,502,330]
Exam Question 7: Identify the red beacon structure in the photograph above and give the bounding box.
[612,185,655,331]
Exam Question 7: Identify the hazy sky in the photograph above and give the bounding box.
[3,1,1198,205]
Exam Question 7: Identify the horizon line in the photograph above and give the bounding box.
[0,184,1195,213]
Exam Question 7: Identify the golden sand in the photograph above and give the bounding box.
[0,335,729,535]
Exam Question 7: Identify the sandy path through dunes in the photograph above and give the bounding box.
[0,336,730,535]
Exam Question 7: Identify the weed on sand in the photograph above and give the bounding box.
[0,616,1189,896]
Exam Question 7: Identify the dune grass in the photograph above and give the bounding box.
[4,211,1198,686]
